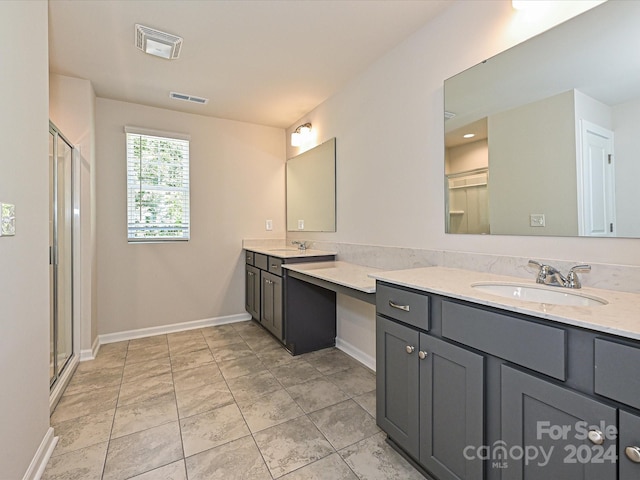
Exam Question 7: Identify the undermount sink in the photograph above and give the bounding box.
[471,282,608,307]
[268,248,299,252]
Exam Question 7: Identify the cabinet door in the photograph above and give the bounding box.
[419,334,484,480]
[261,271,283,340]
[619,410,640,480]
[376,315,420,459]
[245,265,260,320]
[501,365,616,480]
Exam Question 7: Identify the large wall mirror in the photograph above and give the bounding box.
[444,0,640,238]
[286,137,336,232]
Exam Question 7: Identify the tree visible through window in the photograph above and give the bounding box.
[126,128,190,241]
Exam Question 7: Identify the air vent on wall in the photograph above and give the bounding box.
[135,24,183,60]
[444,111,456,120]
[170,92,209,105]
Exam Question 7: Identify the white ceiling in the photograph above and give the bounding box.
[48,0,452,128]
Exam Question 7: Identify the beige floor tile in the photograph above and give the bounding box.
[270,360,323,388]
[170,347,214,372]
[238,388,304,433]
[63,365,123,396]
[203,331,245,349]
[210,341,253,363]
[128,335,167,351]
[175,379,235,418]
[280,452,359,480]
[128,460,186,480]
[254,345,299,367]
[167,334,208,355]
[42,441,108,480]
[353,390,377,418]
[226,370,283,406]
[180,403,250,457]
[126,342,170,364]
[122,357,172,384]
[253,415,335,478]
[51,409,115,457]
[172,362,223,392]
[287,377,350,414]
[328,365,376,397]
[117,372,174,406]
[111,392,178,439]
[303,348,359,375]
[339,432,425,480]
[308,399,380,450]
[102,422,183,480]
[185,436,271,480]
[51,385,120,424]
[217,355,266,380]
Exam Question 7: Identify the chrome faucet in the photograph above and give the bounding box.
[528,260,591,289]
[291,240,308,251]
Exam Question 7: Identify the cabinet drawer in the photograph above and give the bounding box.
[245,250,254,265]
[268,256,283,276]
[254,253,268,271]
[442,300,566,380]
[594,338,640,410]
[376,283,429,331]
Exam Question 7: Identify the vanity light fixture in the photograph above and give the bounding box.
[291,123,313,147]
[135,24,183,60]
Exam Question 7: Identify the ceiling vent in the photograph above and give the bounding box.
[135,24,183,60]
[170,92,209,105]
[444,111,456,121]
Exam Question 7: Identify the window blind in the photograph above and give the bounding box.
[125,128,190,242]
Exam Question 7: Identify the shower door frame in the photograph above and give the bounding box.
[49,122,77,395]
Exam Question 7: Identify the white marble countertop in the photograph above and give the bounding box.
[245,246,337,259]
[283,261,381,293]
[370,266,640,340]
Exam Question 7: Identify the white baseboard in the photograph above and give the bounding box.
[98,313,252,345]
[22,427,58,480]
[336,337,376,372]
[79,335,100,362]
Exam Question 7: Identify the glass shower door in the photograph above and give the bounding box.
[49,125,74,388]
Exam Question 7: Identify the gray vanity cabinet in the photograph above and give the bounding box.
[261,271,283,340]
[376,311,484,480]
[376,315,420,458]
[501,365,617,480]
[245,264,260,320]
[619,410,640,480]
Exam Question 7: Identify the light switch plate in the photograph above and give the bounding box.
[298,219,304,230]
[530,213,545,227]
[265,219,273,231]
[0,203,15,236]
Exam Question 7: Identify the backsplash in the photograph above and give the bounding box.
[307,241,640,295]
[243,238,640,294]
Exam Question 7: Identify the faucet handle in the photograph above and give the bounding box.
[528,260,547,284]
[566,264,591,289]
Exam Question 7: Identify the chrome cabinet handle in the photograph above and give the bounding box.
[626,446,640,463]
[271,264,278,268]
[405,345,415,354]
[389,301,410,312]
[418,351,428,360]
[588,429,605,445]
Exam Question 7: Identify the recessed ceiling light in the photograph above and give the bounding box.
[463,133,475,139]
[135,24,183,60]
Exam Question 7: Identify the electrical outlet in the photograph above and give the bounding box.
[298,219,304,230]
[530,213,545,227]
[0,203,15,236]
[265,219,273,231]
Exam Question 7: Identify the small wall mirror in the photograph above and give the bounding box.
[286,137,336,232]
[444,1,640,238]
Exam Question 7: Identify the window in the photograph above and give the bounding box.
[125,127,190,241]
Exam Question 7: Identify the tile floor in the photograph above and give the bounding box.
[43,320,425,480]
